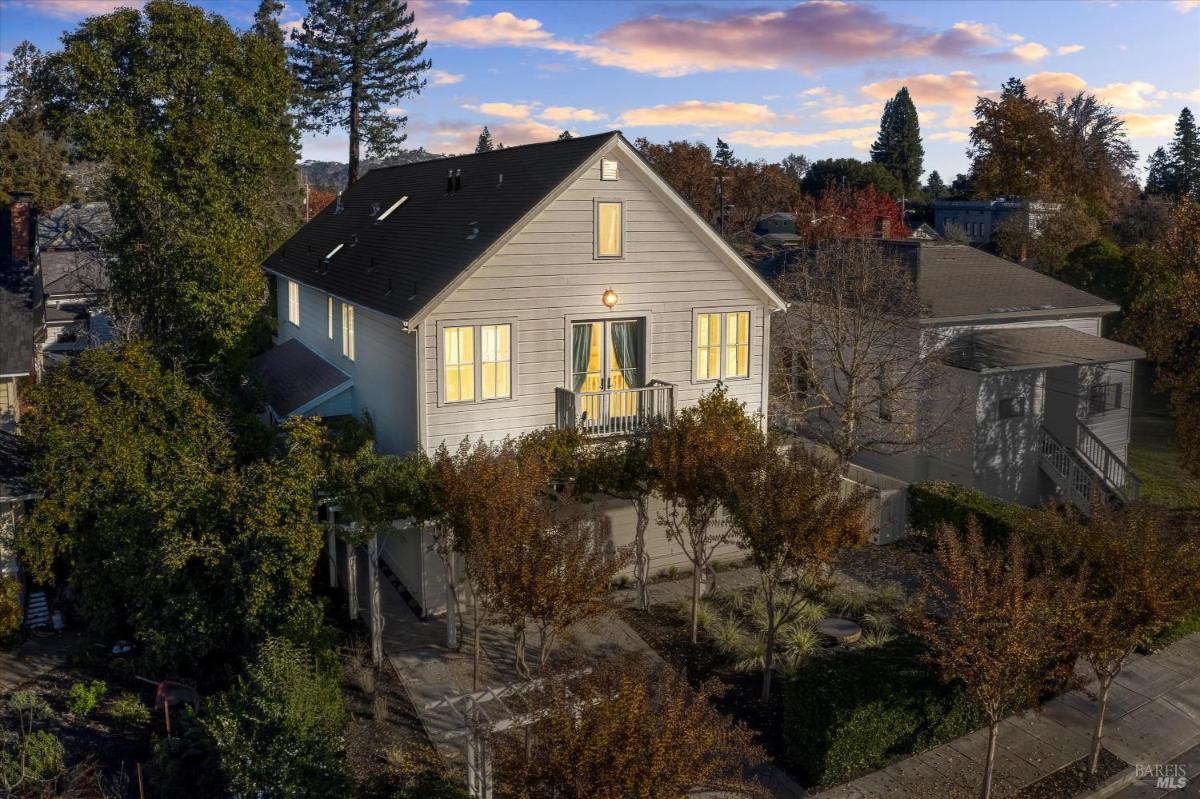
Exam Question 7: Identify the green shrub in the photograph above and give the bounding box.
[0,729,66,785]
[0,576,20,641]
[107,693,151,727]
[205,637,348,798]
[1151,603,1200,649]
[67,680,108,719]
[782,636,984,787]
[908,481,1035,544]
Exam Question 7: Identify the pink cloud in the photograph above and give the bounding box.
[818,102,883,123]
[462,102,535,120]
[725,125,878,149]
[1023,71,1088,99]
[1,0,144,17]
[415,119,563,153]
[617,100,777,127]
[539,106,606,123]
[430,69,464,86]
[1057,44,1085,55]
[1011,42,1049,61]
[1122,113,1176,137]
[862,71,988,109]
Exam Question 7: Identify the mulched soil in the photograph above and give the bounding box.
[618,603,790,775]
[1011,748,1127,799]
[836,537,939,597]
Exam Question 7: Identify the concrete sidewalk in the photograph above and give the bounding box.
[818,634,1200,799]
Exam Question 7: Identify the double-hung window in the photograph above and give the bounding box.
[998,396,1026,419]
[443,323,513,403]
[341,304,355,361]
[1087,382,1122,415]
[695,310,750,381]
[287,280,300,326]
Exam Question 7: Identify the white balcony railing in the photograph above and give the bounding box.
[555,380,674,437]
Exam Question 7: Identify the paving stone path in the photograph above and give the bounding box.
[817,634,1200,799]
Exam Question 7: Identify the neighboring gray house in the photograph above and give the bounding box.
[933,198,1059,244]
[760,240,1142,513]
[34,202,113,355]
[1,192,37,434]
[258,132,785,613]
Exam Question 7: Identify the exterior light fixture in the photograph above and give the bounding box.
[601,288,619,308]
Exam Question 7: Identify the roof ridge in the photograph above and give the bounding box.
[369,130,621,174]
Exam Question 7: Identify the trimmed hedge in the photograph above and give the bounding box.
[782,636,984,787]
[908,481,1036,544]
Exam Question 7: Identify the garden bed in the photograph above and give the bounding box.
[1011,748,1127,799]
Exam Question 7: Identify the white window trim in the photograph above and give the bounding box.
[341,303,355,361]
[593,199,624,260]
[287,280,300,327]
[435,317,519,407]
[327,296,334,340]
[691,307,755,384]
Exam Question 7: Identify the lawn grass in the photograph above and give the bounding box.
[1127,405,1200,510]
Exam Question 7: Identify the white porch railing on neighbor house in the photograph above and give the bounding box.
[1074,423,1141,504]
[1038,424,1140,512]
[555,380,674,437]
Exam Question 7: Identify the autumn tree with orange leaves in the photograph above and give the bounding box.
[647,385,762,644]
[492,655,765,799]
[909,521,1085,799]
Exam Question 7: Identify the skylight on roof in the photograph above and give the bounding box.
[376,196,408,222]
[325,243,344,259]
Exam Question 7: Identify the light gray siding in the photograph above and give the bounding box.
[1077,360,1134,462]
[973,370,1046,504]
[418,148,771,450]
[275,276,419,454]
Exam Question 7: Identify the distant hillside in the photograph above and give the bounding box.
[299,148,447,191]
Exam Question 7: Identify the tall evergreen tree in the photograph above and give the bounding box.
[0,41,73,209]
[1167,107,1200,200]
[714,137,736,169]
[291,0,430,187]
[475,125,495,153]
[870,87,924,197]
[38,0,300,371]
[1145,147,1172,195]
[925,170,947,199]
[252,0,286,48]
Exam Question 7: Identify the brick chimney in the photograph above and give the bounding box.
[7,190,35,267]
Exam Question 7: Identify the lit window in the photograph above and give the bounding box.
[444,326,475,403]
[480,324,512,400]
[341,304,355,361]
[724,312,750,379]
[596,201,622,257]
[327,296,334,339]
[696,313,721,380]
[998,396,1026,419]
[287,280,300,326]
[1088,383,1122,415]
[696,311,751,381]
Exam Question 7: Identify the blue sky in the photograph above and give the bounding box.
[2,0,1198,179]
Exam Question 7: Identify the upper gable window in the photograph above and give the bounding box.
[341,304,356,361]
[600,159,619,181]
[327,296,334,339]
[287,280,300,326]
[595,201,623,258]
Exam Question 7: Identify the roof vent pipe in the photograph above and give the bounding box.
[447,169,454,193]
[454,169,462,192]
[334,192,344,215]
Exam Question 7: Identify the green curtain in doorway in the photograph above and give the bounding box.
[572,323,592,391]
[610,321,642,388]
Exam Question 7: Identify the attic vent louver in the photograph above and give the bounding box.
[375,196,408,223]
[601,159,619,181]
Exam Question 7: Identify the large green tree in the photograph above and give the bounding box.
[800,157,902,198]
[969,78,1057,199]
[870,87,923,197]
[17,342,328,679]
[1049,91,1138,217]
[0,41,73,210]
[1166,107,1200,200]
[291,0,430,186]
[38,0,301,372]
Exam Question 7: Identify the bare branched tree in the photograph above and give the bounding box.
[770,238,967,470]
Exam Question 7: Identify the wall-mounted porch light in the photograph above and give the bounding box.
[601,288,619,309]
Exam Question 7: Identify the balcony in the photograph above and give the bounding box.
[555,380,674,437]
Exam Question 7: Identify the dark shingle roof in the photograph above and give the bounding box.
[754,240,1118,323]
[41,249,109,298]
[37,202,112,250]
[262,132,618,322]
[947,326,1144,372]
[250,338,352,417]
[0,430,32,501]
[897,242,1116,320]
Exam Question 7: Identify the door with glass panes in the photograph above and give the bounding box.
[570,319,642,424]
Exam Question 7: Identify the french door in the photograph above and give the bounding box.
[571,319,643,422]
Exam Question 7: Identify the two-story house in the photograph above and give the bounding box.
[35,202,113,356]
[759,239,1142,515]
[256,132,785,613]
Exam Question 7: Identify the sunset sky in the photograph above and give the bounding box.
[3,0,1198,179]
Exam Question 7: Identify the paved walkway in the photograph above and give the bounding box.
[0,631,79,693]
[1106,741,1200,797]
[818,634,1200,799]
[380,564,805,798]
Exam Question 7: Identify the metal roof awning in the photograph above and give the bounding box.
[250,338,353,418]
[947,326,1145,373]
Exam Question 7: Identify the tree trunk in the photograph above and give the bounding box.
[472,602,482,692]
[368,535,383,666]
[981,721,999,799]
[514,626,530,680]
[762,581,776,702]
[445,556,459,649]
[690,565,702,644]
[346,544,359,621]
[347,74,361,188]
[1089,674,1113,776]
[634,499,651,611]
[327,508,338,587]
